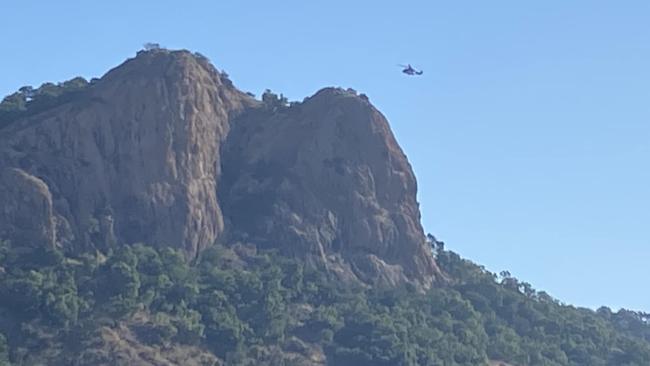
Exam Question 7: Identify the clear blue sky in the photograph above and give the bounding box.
[2,1,649,312]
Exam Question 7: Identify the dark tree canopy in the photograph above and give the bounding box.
[0,77,90,130]
[1,235,649,365]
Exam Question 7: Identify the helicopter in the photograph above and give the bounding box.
[399,64,423,76]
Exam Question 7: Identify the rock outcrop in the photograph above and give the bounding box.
[0,50,254,258]
[0,168,56,247]
[0,49,439,287]
[221,88,438,287]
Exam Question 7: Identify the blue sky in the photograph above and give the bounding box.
[2,1,649,311]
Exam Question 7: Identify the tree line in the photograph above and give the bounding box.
[0,236,649,365]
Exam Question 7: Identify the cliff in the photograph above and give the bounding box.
[0,49,439,288]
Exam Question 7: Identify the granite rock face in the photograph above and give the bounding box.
[0,50,440,287]
[0,50,254,258]
[221,88,439,287]
[0,168,56,247]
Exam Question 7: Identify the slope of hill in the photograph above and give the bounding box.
[1,239,649,365]
[1,48,649,365]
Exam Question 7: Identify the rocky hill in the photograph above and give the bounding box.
[0,48,439,289]
[1,49,649,366]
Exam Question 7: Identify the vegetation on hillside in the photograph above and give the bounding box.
[0,78,91,130]
[0,237,649,366]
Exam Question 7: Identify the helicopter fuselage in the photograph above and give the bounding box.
[401,64,423,75]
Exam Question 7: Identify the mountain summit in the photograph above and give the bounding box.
[0,49,439,288]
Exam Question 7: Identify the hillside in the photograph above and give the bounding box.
[0,48,649,365]
[1,238,649,365]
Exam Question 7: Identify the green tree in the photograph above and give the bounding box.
[94,247,141,317]
[0,333,10,366]
[262,89,288,110]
